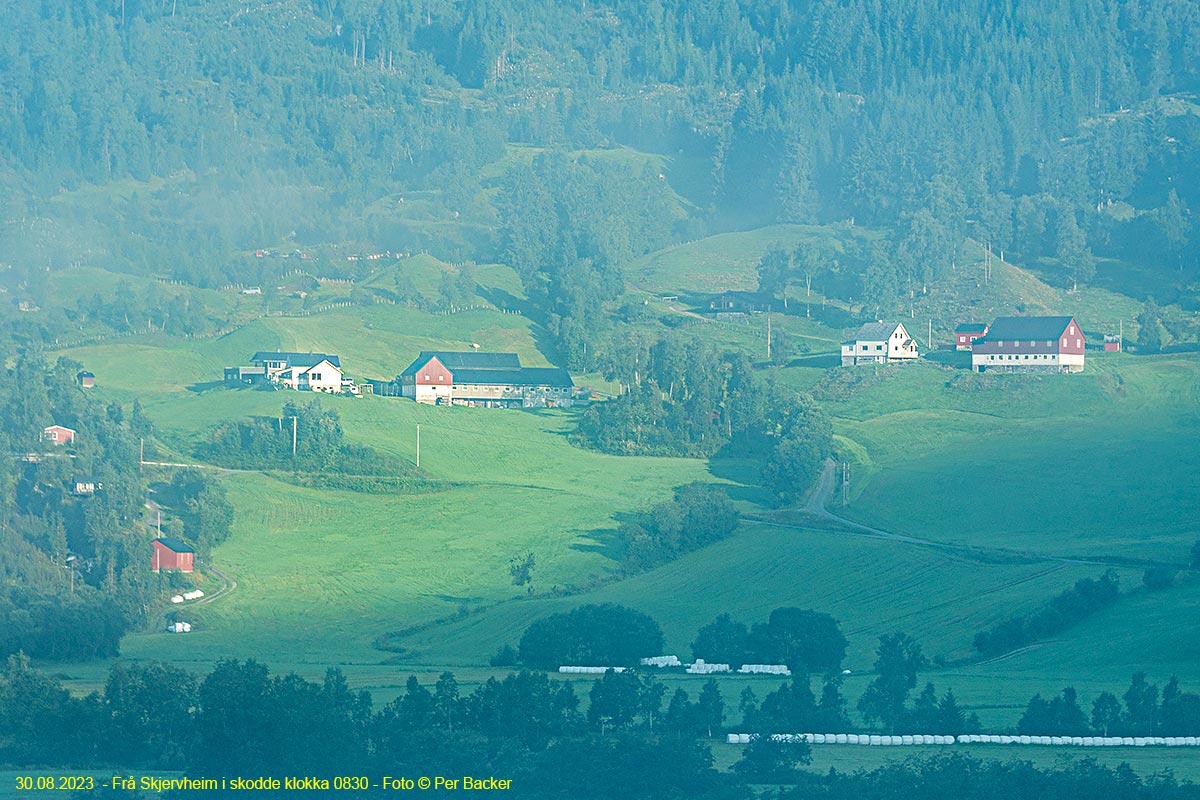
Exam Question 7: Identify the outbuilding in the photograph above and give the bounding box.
[152,538,195,573]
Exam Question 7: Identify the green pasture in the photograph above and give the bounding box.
[830,356,1200,562]
[628,224,857,295]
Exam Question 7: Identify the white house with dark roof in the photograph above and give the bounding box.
[226,351,344,391]
[971,316,1085,373]
[840,322,919,366]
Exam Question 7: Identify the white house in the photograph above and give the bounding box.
[276,358,343,392]
[840,322,919,365]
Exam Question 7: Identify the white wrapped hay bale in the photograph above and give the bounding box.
[739,733,751,744]
[835,734,848,744]
[727,734,739,744]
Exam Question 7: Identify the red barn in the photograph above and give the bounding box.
[42,425,77,445]
[954,323,990,351]
[1104,334,1121,352]
[971,316,1086,373]
[152,538,195,573]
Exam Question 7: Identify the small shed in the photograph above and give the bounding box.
[1104,334,1121,352]
[77,371,95,389]
[152,538,195,573]
[42,425,77,445]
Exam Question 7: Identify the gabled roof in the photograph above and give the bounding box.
[955,323,989,333]
[850,321,904,342]
[452,367,574,388]
[154,537,195,554]
[44,424,76,433]
[980,316,1076,341]
[401,351,522,376]
[251,351,342,368]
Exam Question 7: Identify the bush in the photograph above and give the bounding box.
[518,604,664,669]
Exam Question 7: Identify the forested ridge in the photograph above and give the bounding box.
[2,0,1198,367]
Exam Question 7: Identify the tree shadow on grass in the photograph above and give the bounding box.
[569,520,630,563]
[186,380,230,394]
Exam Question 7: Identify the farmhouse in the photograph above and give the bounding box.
[399,351,576,407]
[840,322,919,366]
[225,351,344,392]
[41,425,76,445]
[72,476,102,495]
[151,537,195,573]
[954,323,990,351]
[970,316,1085,373]
[77,370,95,388]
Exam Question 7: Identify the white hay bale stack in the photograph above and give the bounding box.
[727,734,739,744]
[1051,737,1064,745]
[813,734,826,744]
[1185,737,1198,746]
[1122,737,1135,746]
[171,595,184,603]
[835,734,848,744]
[1152,737,1165,746]
[739,733,751,744]
[902,735,914,745]
[1070,737,1083,746]
[1134,737,1148,747]
[1083,737,1096,746]
[847,734,859,744]
[869,735,881,745]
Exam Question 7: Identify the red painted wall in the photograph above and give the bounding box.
[415,357,454,387]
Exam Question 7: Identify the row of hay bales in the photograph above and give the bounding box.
[726,733,1200,746]
[558,666,628,674]
[640,656,682,667]
[737,664,791,675]
[687,659,732,674]
[169,590,205,604]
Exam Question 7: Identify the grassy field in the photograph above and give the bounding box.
[830,356,1200,563]
[37,243,1200,781]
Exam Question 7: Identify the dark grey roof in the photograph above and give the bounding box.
[251,352,341,368]
[77,370,95,378]
[154,537,195,554]
[955,323,989,333]
[979,316,1076,341]
[401,351,522,376]
[452,367,574,388]
[851,322,903,341]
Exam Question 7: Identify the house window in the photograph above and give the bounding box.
[861,345,868,351]
[998,341,1004,347]
[1062,338,1067,347]
[876,345,884,351]
[438,375,444,381]
[1047,341,1052,347]
[424,374,430,380]
[1069,325,1075,335]
[1076,339,1081,348]
[312,373,321,381]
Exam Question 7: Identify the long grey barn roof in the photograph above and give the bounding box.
[979,316,1076,341]
[401,351,522,375]
[851,322,902,341]
[154,537,195,554]
[452,367,574,388]
[251,351,341,368]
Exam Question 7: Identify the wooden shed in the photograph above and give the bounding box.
[152,538,195,573]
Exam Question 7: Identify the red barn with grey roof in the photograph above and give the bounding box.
[971,316,1085,373]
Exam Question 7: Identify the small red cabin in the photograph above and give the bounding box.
[152,538,195,573]
[42,425,76,445]
[1103,334,1121,352]
[954,323,990,351]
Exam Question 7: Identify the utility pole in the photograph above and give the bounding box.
[139,438,144,473]
[416,424,421,468]
[766,314,772,361]
[928,318,933,350]
[841,462,850,508]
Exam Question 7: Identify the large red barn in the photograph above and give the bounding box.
[971,316,1085,373]
[152,538,195,573]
